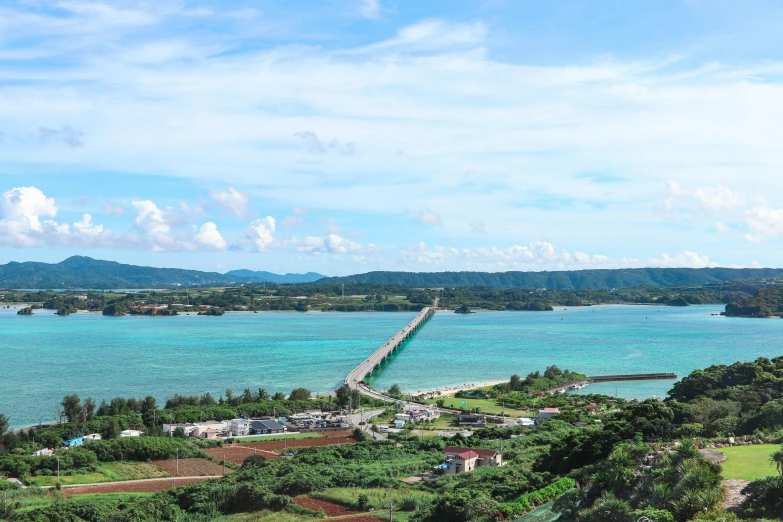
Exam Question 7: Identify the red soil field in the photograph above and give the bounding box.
[151,458,229,476]
[63,477,215,496]
[292,496,360,517]
[204,446,282,465]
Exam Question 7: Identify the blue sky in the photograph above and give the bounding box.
[2,0,783,275]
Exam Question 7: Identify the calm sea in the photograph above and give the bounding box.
[3,304,782,428]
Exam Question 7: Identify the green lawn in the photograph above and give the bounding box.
[232,432,322,443]
[717,444,779,481]
[426,397,531,417]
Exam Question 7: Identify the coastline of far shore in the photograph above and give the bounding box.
[397,379,508,398]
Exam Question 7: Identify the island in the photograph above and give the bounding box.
[454,304,475,314]
[724,287,783,317]
[16,307,33,315]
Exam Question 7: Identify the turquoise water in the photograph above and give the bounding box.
[370,305,783,399]
[3,304,783,428]
[1,308,414,428]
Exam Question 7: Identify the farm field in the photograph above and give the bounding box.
[25,472,110,487]
[231,432,322,443]
[292,496,360,517]
[205,445,281,464]
[425,396,531,416]
[98,461,169,481]
[311,487,435,512]
[151,457,229,476]
[63,476,217,496]
[716,444,779,481]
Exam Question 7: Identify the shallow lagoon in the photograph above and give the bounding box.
[3,304,782,428]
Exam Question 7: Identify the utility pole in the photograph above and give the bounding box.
[176,447,179,478]
[386,502,396,521]
[223,452,226,476]
[56,457,60,484]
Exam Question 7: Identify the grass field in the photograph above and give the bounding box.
[232,432,322,443]
[98,462,169,481]
[310,486,435,513]
[717,444,779,481]
[425,397,531,417]
[25,472,110,487]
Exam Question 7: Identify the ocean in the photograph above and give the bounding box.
[2,304,781,428]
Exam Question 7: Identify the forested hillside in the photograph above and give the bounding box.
[725,287,783,317]
[318,267,783,289]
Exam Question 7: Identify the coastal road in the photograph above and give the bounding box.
[348,408,388,440]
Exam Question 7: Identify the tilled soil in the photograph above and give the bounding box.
[292,496,360,517]
[63,477,216,497]
[151,458,230,476]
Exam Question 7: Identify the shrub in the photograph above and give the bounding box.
[742,477,783,519]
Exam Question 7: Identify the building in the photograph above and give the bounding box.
[250,419,285,435]
[162,423,196,437]
[437,447,502,474]
[537,408,560,421]
[497,418,535,429]
[63,437,85,448]
[230,419,251,437]
[120,430,143,437]
[402,404,440,420]
[458,414,487,428]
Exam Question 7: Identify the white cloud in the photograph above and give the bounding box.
[294,131,356,155]
[401,240,720,270]
[326,233,362,253]
[358,18,486,53]
[416,208,443,226]
[469,221,486,234]
[293,235,325,253]
[0,186,115,247]
[104,203,125,216]
[245,216,276,252]
[360,0,381,19]
[194,221,227,250]
[37,126,83,148]
[210,186,249,218]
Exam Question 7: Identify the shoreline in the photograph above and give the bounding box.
[400,379,507,397]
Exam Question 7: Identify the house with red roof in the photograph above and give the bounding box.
[437,446,502,474]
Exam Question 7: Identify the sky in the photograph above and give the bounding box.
[2,1,783,275]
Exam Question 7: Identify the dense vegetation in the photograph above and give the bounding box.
[4,360,783,520]
[725,287,783,317]
[318,267,783,289]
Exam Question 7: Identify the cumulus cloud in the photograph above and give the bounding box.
[665,182,783,243]
[360,0,381,19]
[286,233,374,256]
[401,240,719,270]
[416,208,443,227]
[37,126,83,148]
[0,186,114,247]
[210,186,249,218]
[194,221,227,250]
[294,131,356,155]
[245,216,276,252]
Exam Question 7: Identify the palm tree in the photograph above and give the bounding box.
[770,448,783,480]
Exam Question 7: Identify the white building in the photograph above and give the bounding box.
[230,419,251,437]
[120,430,143,437]
[537,408,560,421]
[162,423,196,436]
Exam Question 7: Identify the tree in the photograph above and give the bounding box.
[509,374,522,391]
[82,397,96,421]
[257,388,269,401]
[388,384,402,396]
[100,418,120,440]
[771,449,783,480]
[272,392,286,401]
[96,399,110,417]
[61,394,81,423]
[289,388,311,401]
[173,426,187,438]
[335,385,352,406]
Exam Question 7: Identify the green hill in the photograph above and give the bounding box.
[316,268,783,290]
[725,287,783,317]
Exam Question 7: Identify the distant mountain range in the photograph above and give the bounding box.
[317,268,783,290]
[0,257,324,289]
[2,257,783,290]
[225,269,325,284]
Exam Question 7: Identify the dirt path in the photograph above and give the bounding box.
[722,479,750,512]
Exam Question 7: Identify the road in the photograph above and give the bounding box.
[348,408,388,440]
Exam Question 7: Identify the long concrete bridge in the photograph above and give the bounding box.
[345,305,436,401]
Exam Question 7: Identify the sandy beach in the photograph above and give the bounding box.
[403,379,507,397]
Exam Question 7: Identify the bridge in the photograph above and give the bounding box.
[345,305,436,401]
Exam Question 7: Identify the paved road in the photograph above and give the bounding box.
[348,408,388,440]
